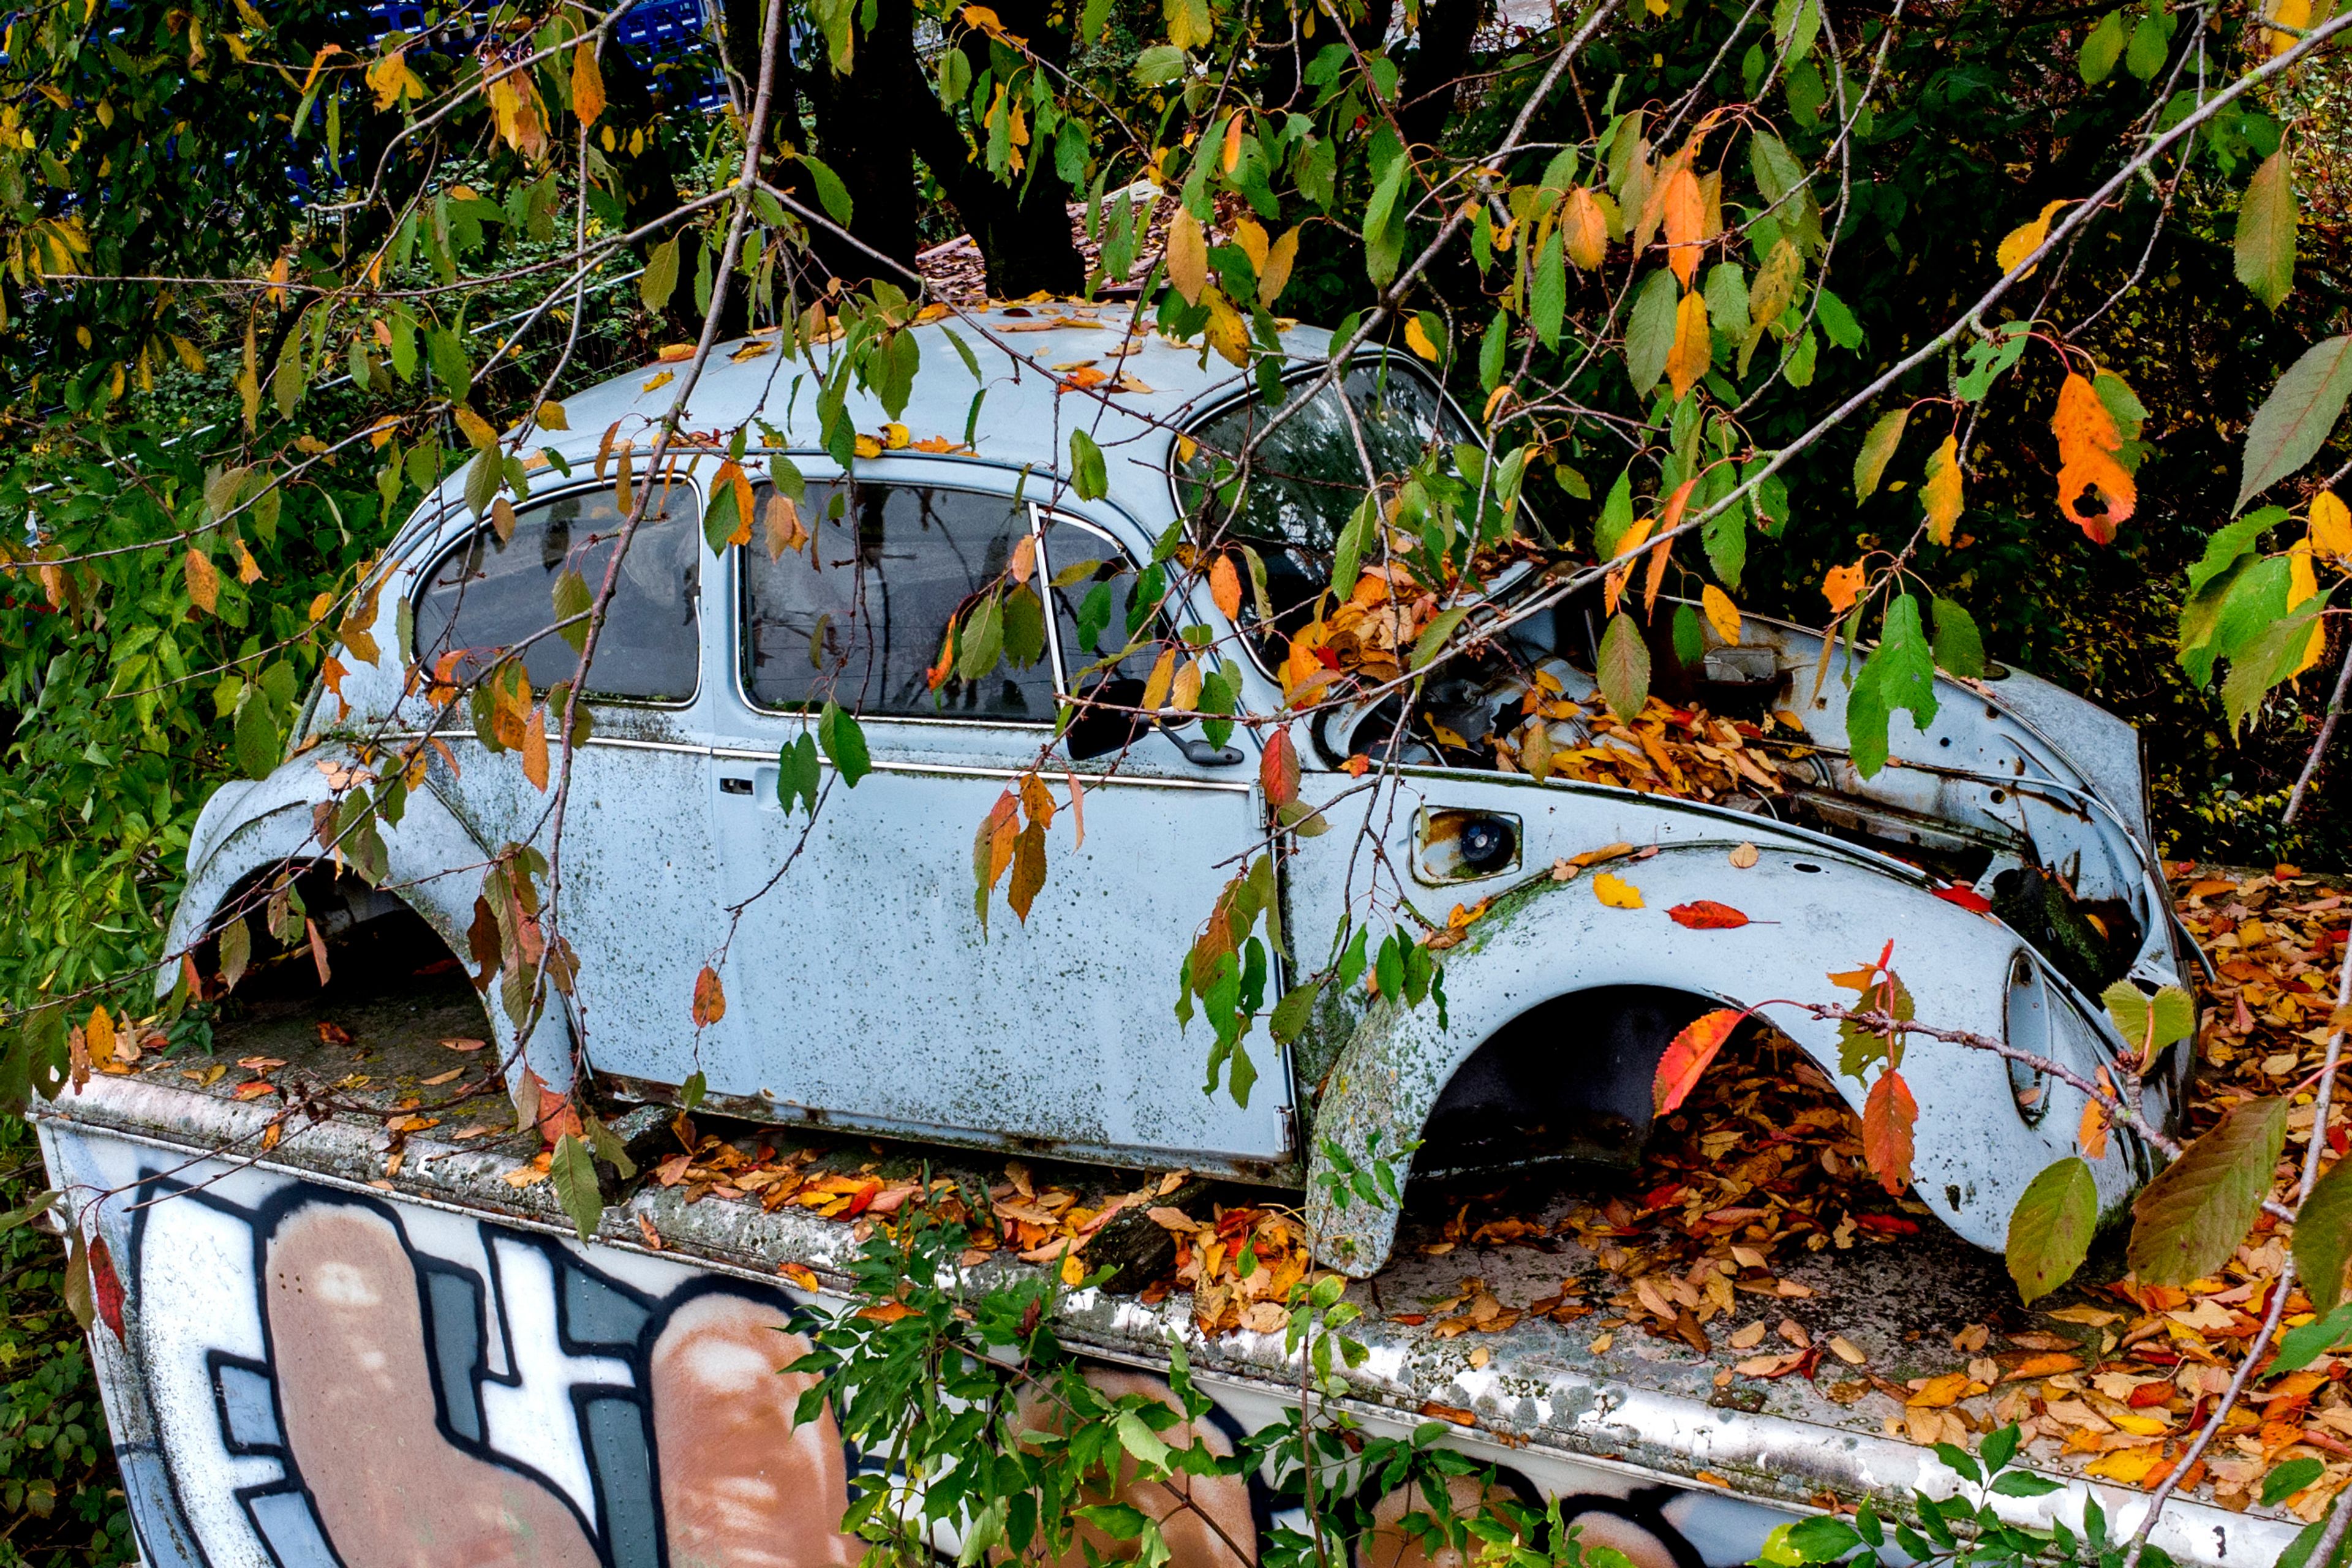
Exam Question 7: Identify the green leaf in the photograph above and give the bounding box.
[681,1070,707,1112]
[2127,1095,2286,1286]
[639,237,681,311]
[2237,336,2352,512]
[1362,143,1412,285]
[2297,1145,2352,1311]
[1412,606,1469,672]
[2125,7,2173,78]
[1624,270,1680,396]
[778,733,821,815]
[1853,407,1907,501]
[0,1189,58,1238]
[2099,981,2196,1058]
[1330,494,1376,590]
[2234,149,2298,312]
[817,701,872,785]
[703,473,742,555]
[2266,1458,2327,1507]
[1597,611,1651,720]
[233,690,281,779]
[550,1133,603,1243]
[1269,980,1322,1043]
[957,595,1005,681]
[2079,10,2126,80]
[1929,597,1986,679]
[799,154,856,227]
[2005,1157,2097,1305]
[2221,602,2326,736]
[2280,1515,2352,1568]
[2272,1300,2352,1378]
[1114,1408,1172,1471]
[1844,594,1938,777]
[554,569,592,653]
[1814,288,1862,351]
[1069,429,1109,500]
[1132,43,1187,84]
[582,1112,638,1180]
[1531,228,1566,349]
[1988,1471,2064,1498]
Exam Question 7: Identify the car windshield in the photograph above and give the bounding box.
[1172,360,1468,651]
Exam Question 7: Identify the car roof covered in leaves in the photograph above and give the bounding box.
[538,303,1338,494]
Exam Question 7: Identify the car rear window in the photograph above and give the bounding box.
[410,484,703,703]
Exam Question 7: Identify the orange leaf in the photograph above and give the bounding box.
[1654,1008,1743,1114]
[1863,1069,1917,1194]
[1662,160,1706,287]
[1666,288,1711,402]
[1667,900,1749,929]
[1822,561,1866,614]
[692,965,726,1028]
[536,1085,584,1148]
[2079,1092,2110,1159]
[2051,373,2136,543]
[1261,725,1300,807]
[519,703,549,791]
[1210,552,1243,620]
[184,548,220,614]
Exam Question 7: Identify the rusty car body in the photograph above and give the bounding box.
[157,304,2190,1277]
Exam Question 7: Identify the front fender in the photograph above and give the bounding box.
[157,748,576,1096]
[1304,843,2146,1276]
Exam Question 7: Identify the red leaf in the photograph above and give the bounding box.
[691,965,726,1028]
[1863,1069,1917,1195]
[1667,900,1749,929]
[90,1236,126,1341]
[1653,1008,1744,1114]
[537,1085,585,1149]
[1261,726,1300,808]
[1932,883,1993,914]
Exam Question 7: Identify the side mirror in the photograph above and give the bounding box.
[1064,678,1152,761]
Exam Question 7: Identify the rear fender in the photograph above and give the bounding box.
[157,750,576,1097]
[1303,843,2145,1276]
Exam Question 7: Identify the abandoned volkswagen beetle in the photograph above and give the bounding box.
[160,306,2190,1275]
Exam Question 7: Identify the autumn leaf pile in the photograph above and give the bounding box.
[1486,688,1800,801]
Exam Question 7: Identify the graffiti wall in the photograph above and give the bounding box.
[42,1125,1789,1568]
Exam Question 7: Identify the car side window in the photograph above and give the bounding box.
[741,480,1056,721]
[1039,516,1155,692]
[411,483,703,702]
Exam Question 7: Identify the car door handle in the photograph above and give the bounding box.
[719,775,754,794]
[1170,736,1245,767]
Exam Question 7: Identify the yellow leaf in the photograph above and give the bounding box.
[1142,647,1178,709]
[2290,537,2319,609]
[1593,872,1645,909]
[883,422,910,450]
[2261,0,2311,55]
[86,1006,115,1066]
[1666,288,1711,402]
[184,548,220,614]
[454,404,499,450]
[853,433,883,458]
[1996,199,2073,278]
[1562,187,1610,270]
[764,492,805,559]
[521,704,549,791]
[537,399,568,431]
[1232,217,1268,274]
[1702,584,1741,644]
[1259,227,1300,307]
[2312,491,2351,560]
[641,369,675,393]
[2084,1446,2163,1483]
[1166,207,1208,306]
[1170,658,1203,712]
[571,40,605,126]
[1202,289,1248,366]
[1922,434,1964,545]
[1404,315,1440,363]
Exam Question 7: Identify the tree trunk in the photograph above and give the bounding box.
[1396,0,1494,151]
[899,1,1085,298]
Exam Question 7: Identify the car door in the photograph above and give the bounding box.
[701,461,1292,1172]
[406,480,717,1077]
